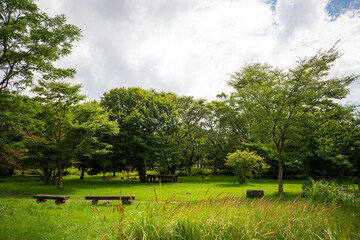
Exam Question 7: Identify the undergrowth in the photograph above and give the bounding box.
[91,188,360,240]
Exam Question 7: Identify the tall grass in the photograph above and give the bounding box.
[92,191,359,240]
[303,179,360,212]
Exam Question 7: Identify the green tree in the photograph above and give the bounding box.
[225,149,266,183]
[68,101,119,180]
[204,99,246,174]
[175,96,210,174]
[0,91,41,175]
[228,45,357,193]
[26,80,85,187]
[0,0,81,93]
[301,113,360,180]
[101,87,179,182]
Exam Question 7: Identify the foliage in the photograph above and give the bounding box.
[23,80,85,187]
[69,101,119,180]
[190,167,211,176]
[303,179,360,212]
[228,44,357,193]
[0,91,41,176]
[225,149,266,183]
[303,115,360,179]
[101,87,180,182]
[0,0,81,93]
[203,99,245,174]
[23,81,117,188]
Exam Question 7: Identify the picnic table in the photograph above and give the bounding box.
[147,174,178,183]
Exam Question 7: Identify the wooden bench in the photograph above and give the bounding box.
[85,195,135,205]
[33,194,70,204]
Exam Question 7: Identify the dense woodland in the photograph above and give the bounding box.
[1,0,359,193]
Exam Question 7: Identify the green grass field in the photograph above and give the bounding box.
[0,173,304,201]
[0,173,359,239]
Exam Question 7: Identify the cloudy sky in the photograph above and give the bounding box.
[37,0,360,104]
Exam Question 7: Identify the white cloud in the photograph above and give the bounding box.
[36,0,360,104]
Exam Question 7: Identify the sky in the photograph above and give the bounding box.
[37,0,360,104]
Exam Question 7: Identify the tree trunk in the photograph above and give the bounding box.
[213,158,218,175]
[278,158,283,194]
[51,169,57,185]
[135,161,147,182]
[57,165,63,189]
[79,166,85,180]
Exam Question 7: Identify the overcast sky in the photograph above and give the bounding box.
[37,0,360,104]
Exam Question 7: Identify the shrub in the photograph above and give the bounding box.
[191,167,211,176]
[303,179,360,212]
[225,149,266,183]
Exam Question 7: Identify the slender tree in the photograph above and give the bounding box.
[229,45,357,193]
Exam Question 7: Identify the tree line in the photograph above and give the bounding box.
[1,0,359,193]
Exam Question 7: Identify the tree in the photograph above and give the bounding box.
[301,112,360,180]
[203,99,245,174]
[0,0,81,93]
[25,80,85,188]
[0,90,41,175]
[228,45,357,193]
[101,87,179,182]
[225,149,266,183]
[175,96,210,174]
[67,101,119,180]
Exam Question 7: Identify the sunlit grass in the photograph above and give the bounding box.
[0,173,304,201]
[0,174,359,239]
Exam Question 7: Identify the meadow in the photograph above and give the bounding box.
[0,173,359,239]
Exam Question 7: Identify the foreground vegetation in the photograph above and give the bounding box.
[1,174,359,239]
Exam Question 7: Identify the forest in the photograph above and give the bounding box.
[1,1,360,239]
[1,0,359,194]
[1,43,359,192]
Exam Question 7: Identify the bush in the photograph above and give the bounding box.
[225,149,266,183]
[303,179,360,212]
[191,167,211,176]
[176,170,190,176]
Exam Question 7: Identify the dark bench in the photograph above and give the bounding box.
[246,190,264,198]
[33,194,70,204]
[85,195,135,205]
[147,175,178,183]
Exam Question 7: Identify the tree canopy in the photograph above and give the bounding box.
[0,0,81,93]
[228,45,357,193]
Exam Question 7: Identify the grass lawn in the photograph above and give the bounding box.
[1,173,359,239]
[0,173,304,202]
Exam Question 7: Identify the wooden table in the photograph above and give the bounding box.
[147,175,178,183]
